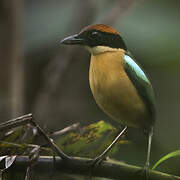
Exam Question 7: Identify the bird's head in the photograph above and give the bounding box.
[60,24,127,55]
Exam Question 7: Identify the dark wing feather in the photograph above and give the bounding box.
[124,53,156,131]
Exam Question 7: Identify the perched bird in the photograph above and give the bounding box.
[61,24,156,176]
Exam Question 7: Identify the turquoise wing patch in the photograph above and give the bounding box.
[124,54,156,130]
[124,55,149,84]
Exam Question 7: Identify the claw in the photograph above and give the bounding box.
[141,164,149,180]
[89,155,107,179]
[92,155,106,166]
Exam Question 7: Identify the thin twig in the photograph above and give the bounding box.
[30,115,70,160]
[51,123,80,138]
[25,166,31,180]
[0,114,70,160]
[0,114,32,132]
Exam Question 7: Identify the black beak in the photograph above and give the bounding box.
[60,34,84,45]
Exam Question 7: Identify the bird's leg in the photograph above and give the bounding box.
[142,126,154,180]
[92,126,128,165]
[89,126,128,179]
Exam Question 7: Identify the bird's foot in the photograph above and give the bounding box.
[91,154,107,167]
[141,163,149,180]
[88,154,107,178]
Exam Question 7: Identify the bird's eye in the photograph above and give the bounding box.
[90,31,98,38]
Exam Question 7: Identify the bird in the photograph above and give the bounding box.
[60,24,156,177]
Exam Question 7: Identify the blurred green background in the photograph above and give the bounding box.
[0,0,180,178]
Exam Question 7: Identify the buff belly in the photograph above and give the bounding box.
[89,52,148,128]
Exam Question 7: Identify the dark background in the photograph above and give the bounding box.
[0,0,180,178]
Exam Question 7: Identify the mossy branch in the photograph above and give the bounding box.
[1,114,179,179]
[9,156,180,180]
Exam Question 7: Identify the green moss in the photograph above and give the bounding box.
[56,121,129,158]
[0,121,129,158]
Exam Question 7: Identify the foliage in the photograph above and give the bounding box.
[57,121,129,158]
[0,120,129,179]
[0,121,129,159]
[152,150,180,170]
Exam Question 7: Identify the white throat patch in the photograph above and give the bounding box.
[85,46,125,55]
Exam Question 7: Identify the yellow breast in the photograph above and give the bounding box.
[89,51,148,128]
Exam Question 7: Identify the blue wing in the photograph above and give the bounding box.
[124,53,156,131]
